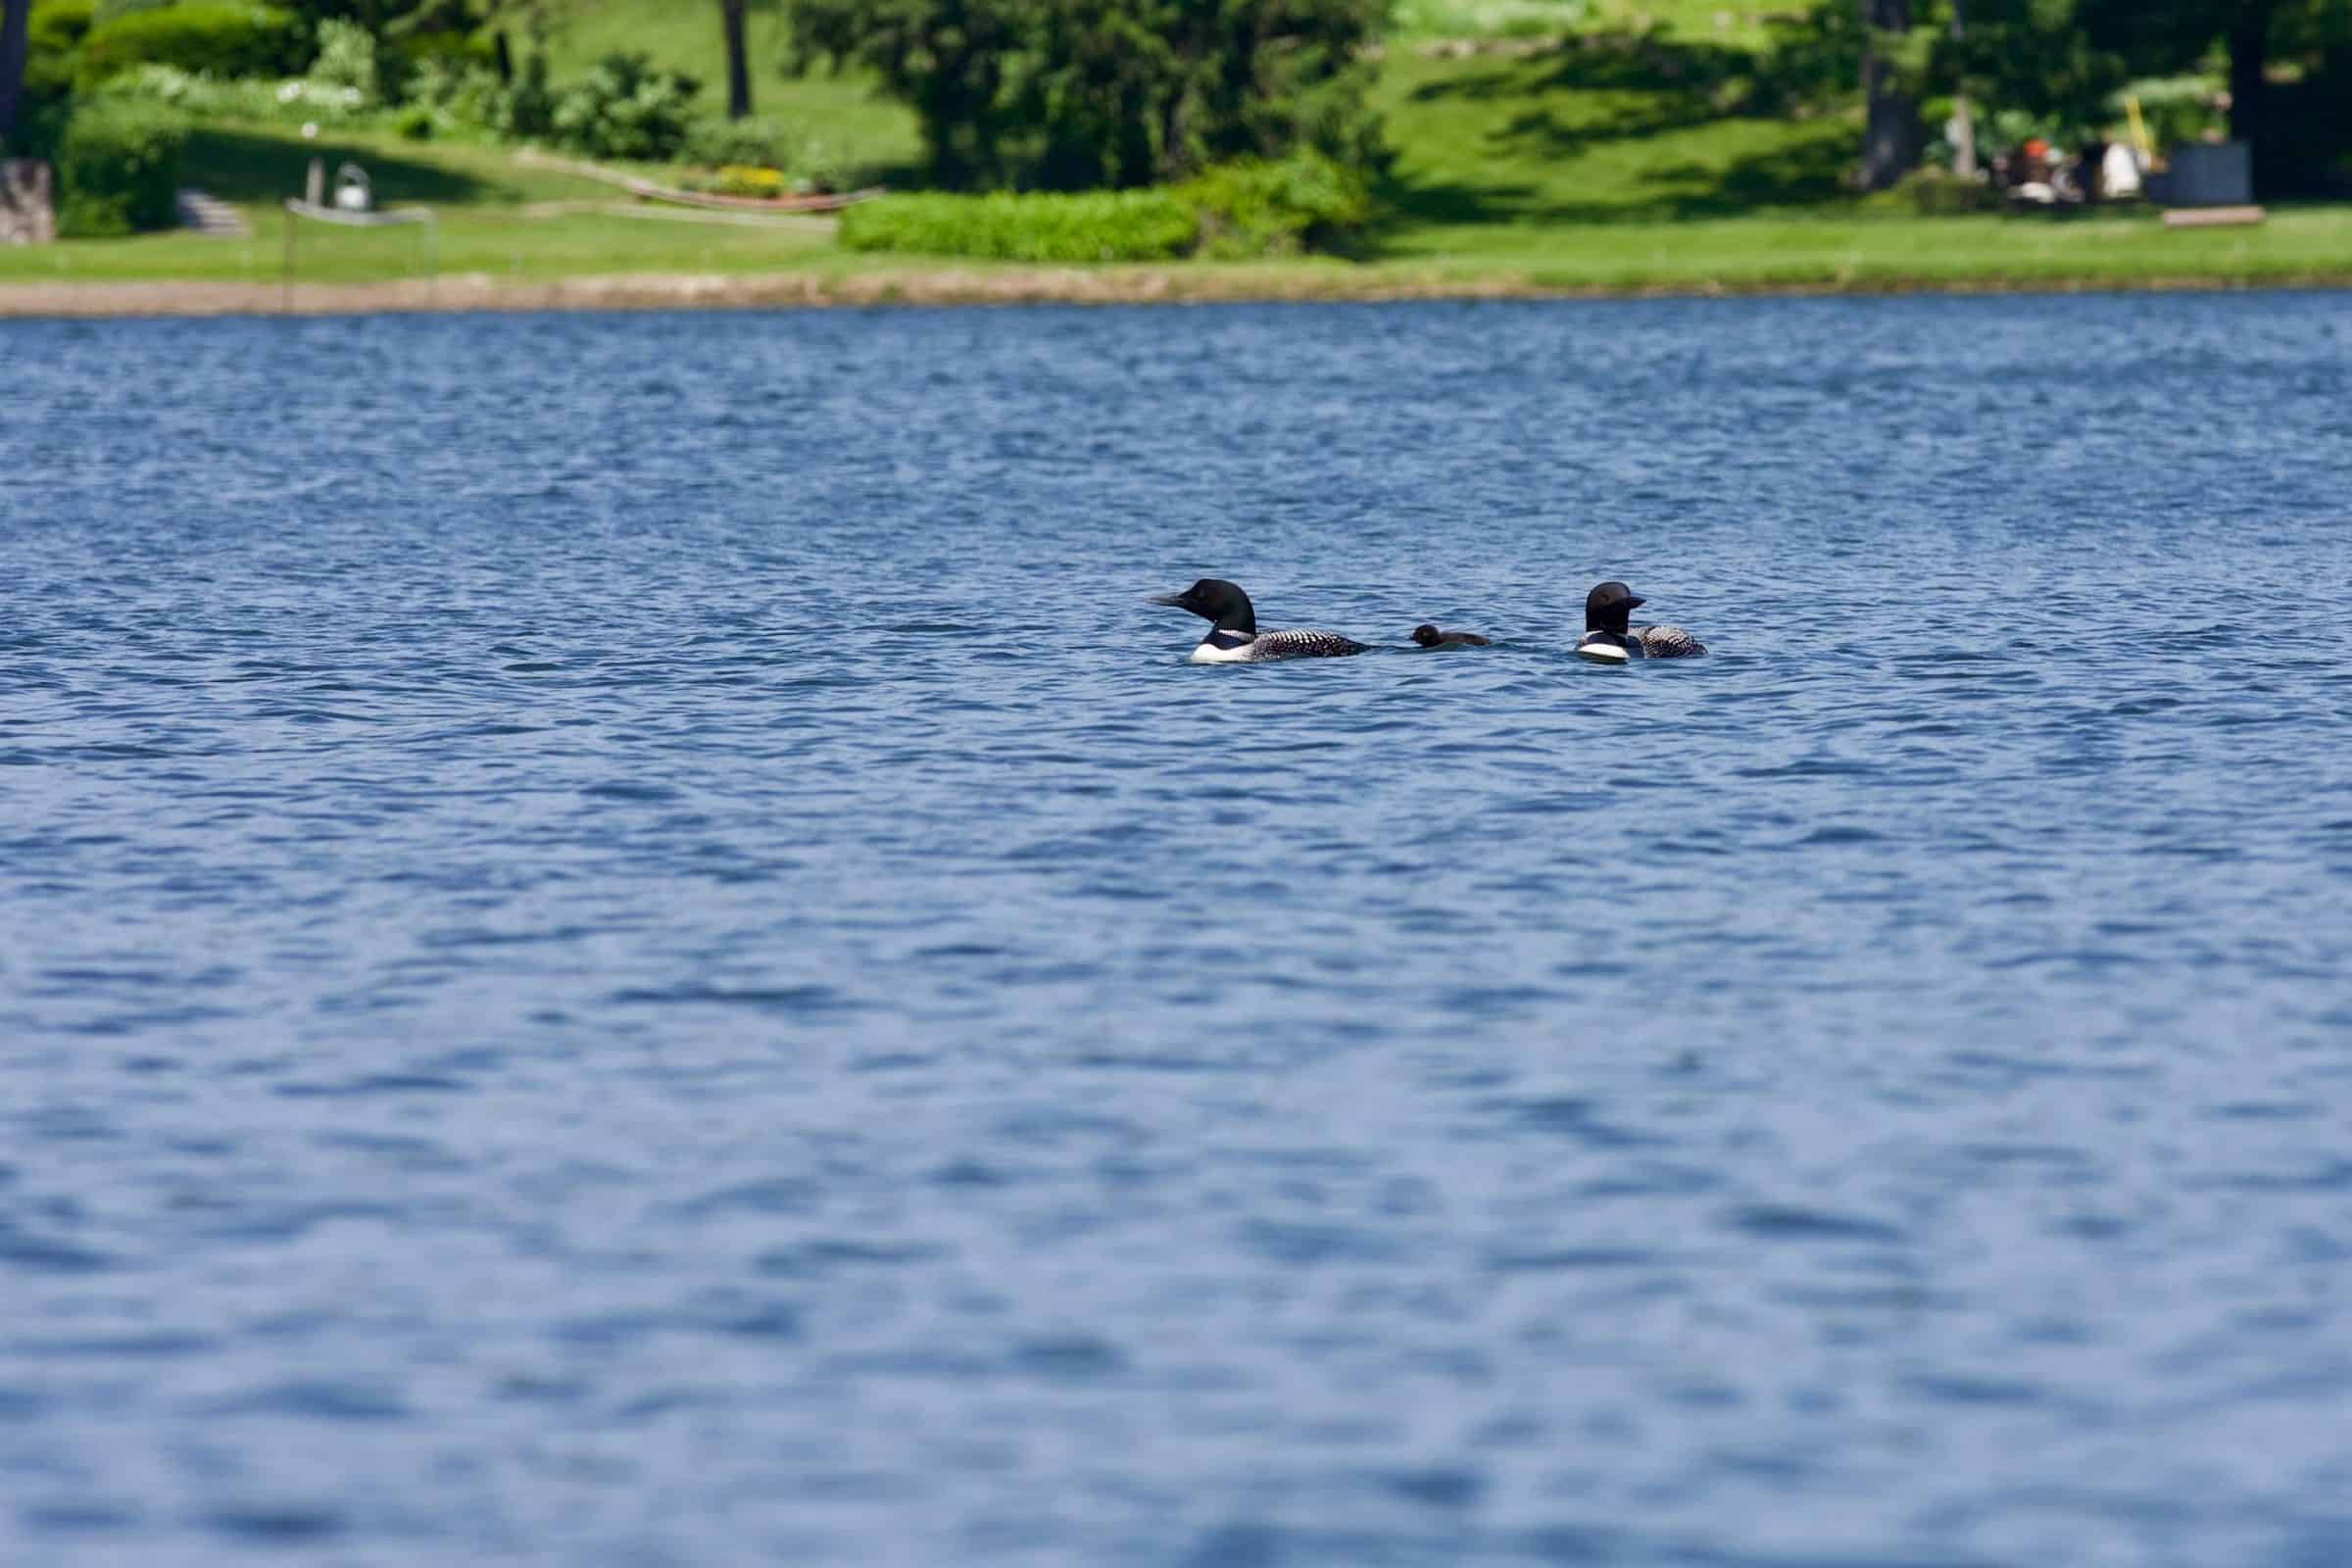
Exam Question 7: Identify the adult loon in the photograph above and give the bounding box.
[1411,624,1491,648]
[1575,581,1707,663]
[1152,579,1369,663]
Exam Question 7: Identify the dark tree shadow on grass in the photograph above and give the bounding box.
[1486,94,1735,162]
[1368,170,1540,230]
[1363,125,1862,253]
[1648,126,1856,218]
[1406,27,1761,104]
[1367,27,1864,253]
[183,127,510,206]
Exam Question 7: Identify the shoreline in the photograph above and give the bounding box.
[5,267,2349,318]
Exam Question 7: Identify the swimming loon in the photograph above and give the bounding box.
[1575,581,1706,663]
[1411,624,1491,648]
[1152,579,1369,663]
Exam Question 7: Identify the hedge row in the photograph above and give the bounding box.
[838,156,1371,264]
[75,3,311,90]
[1178,156,1373,259]
[839,189,1200,264]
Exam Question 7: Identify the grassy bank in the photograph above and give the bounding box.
[11,201,2350,310]
[5,12,2349,311]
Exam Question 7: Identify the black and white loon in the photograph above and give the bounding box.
[1411,624,1491,648]
[1575,581,1706,663]
[1152,579,1369,663]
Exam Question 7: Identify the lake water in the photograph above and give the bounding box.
[3,294,2350,1566]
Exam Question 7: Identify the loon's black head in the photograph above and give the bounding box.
[1151,578,1255,634]
[1586,580,1646,635]
[1411,624,1444,648]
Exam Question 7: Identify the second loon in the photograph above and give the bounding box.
[1575,580,1707,663]
[1152,579,1369,663]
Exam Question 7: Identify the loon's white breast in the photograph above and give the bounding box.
[1575,633,1632,665]
[1190,631,1258,663]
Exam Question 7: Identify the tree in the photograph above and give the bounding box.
[721,0,750,120]
[1858,0,1920,189]
[789,0,1387,191]
[1930,0,2129,142]
[1784,0,2350,192]
[0,0,29,150]
[2072,0,2352,189]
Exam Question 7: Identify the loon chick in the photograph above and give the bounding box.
[1575,581,1707,664]
[1411,624,1492,648]
[1152,579,1369,663]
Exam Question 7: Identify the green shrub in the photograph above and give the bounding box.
[1902,169,1999,216]
[839,190,1200,263]
[682,115,796,172]
[76,4,310,89]
[307,18,381,107]
[1178,153,1370,258]
[779,134,876,196]
[370,28,490,108]
[390,28,493,73]
[835,159,1371,264]
[491,51,555,139]
[549,52,698,162]
[30,0,97,52]
[403,55,504,132]
[95,62,371,124]
[55,95,188,235]
[92,0,174,21]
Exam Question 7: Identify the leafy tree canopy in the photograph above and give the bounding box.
[1917,0,2352,127]
[788,0,1389,191]
[1775,0,2352,187]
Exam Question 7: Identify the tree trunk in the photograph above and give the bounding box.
[1859,0,1918,192]
[0,0,34,150]
[1946,0,1974,177]
[721,0,752,121]
[2226,1,2272,189]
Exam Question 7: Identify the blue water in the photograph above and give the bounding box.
[4,295,2351,1566]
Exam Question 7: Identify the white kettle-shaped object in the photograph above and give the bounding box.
[333,163,372,212]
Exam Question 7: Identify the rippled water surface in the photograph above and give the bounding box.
[5,295,2352,1566]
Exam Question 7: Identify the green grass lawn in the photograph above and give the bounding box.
[1371,36,1856,240]
[1394,206,2352,289]
[0,122,840,286]
[0,207,842,287]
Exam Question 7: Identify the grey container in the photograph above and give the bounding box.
[2164,141,2253,206]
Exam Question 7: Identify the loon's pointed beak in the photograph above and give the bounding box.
[1148,592,1188,608]
[1625,595,1646,611]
